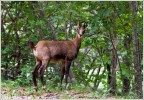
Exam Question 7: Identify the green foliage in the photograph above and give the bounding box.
[1,1,143,99]
[16,65,32,86]
[51,74,61,85]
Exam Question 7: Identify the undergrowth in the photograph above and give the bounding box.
[1,80,140,99]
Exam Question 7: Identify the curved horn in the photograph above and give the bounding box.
[77,21,81,27]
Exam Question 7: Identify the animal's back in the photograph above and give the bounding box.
[34,40,77,61]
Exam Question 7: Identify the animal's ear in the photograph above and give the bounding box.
[83,23,88,29]
[77,21,81,29]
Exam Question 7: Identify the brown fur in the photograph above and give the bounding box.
[29,22,87,91]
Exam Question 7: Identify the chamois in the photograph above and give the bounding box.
[29,22,87,91]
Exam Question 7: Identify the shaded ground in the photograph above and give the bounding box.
[1,89,94,99]
[1,86,117,99]
[1,91,116,100]
[2,81,137,99]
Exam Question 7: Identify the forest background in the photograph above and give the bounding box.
[1,1,143,99]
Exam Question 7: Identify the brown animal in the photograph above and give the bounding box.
[29,22,87,91]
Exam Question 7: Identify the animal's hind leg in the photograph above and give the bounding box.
[60,61,65,89]
[65,60,72,88]
[39,59,49,90]
[32,60,42,91]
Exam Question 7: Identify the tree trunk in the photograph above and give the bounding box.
[110,12,119,95]
[110,39,117,95]
[13,2,21,78]
[122,36,131,94]
[130,1,142,98]
[107,63,111,90]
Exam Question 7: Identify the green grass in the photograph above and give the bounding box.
[1,80,141,99]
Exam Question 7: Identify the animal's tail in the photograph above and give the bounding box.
[28,41,35,49]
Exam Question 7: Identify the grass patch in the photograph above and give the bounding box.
[1,80,141,99]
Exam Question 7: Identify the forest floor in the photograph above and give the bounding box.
[1,88,117,100]
[1,81,139,99]
[1,82,117,99]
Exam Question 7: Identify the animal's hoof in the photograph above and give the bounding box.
[42,85,46,90]
[34,87,38,92]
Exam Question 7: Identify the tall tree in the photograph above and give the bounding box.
[110,8,119,95]
[122,36,131,94]
[130,1,142,98]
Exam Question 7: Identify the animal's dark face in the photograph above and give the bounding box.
[77,22,87,36]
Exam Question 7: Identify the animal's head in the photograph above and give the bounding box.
[77,22,87,37]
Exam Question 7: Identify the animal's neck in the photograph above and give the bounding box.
[73,34,82,50]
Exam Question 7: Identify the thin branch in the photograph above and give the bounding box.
[94,69,106,89]
[108,29,124,83]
